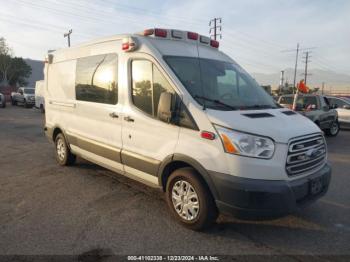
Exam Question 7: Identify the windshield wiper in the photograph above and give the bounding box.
[194,95,238,110]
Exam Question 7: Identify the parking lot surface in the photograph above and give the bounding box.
[0,105,349,259]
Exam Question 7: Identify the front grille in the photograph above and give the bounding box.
[286,134,327,176]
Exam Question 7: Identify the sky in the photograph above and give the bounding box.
[1,0,350,77]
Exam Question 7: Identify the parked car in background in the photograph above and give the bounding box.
[11,87,35,108]
[35,80,45,113]
[0,92,6,108]
[278,94,339,136]
[326,96,350,129]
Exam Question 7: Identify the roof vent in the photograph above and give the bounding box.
[281,110,297,116]
[242,113,274,118]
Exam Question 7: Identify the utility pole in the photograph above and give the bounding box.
[281,44,315,94]
[209,18,222,40]
[279,70,285,95]
[64,29,73,47]
[302,51,312,85]
[321,82,325,95]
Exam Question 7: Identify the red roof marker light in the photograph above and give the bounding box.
[210,40,219,48]
[187,32,199,40]
[154,28,167,37]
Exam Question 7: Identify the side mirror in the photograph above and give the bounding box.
[343,105,350,110]
[157,92,174,123]
[322,105,329,111]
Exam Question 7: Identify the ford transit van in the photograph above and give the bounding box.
[44,28,331,230]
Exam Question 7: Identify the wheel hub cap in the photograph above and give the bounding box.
[171,180,199,221]
[56,139,65,160]
[331,123,338,134]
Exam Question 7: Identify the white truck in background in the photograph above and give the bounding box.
[35,80,45,113]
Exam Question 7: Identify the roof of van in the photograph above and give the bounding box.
[49,28,233,64]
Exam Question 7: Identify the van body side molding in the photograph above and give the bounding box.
[66,134,121,163]
[121,150,161,177]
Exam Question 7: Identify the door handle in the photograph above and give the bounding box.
[124,116,134,122]
[109,112,119,118]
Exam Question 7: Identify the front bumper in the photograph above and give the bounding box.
[209,163,331,218]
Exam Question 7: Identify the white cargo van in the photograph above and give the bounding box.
[35,80,45,112]
[44,28,331,230]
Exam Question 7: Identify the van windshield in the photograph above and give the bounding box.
[24,88,34,94]
[164,56,277,111]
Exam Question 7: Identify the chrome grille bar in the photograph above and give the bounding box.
[286,134,327,176]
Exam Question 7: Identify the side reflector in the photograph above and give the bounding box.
[187,32,199,40]
[199,35,210,44]
[210,39,219,48]
[201,131,216,140]
[154,28,167,37]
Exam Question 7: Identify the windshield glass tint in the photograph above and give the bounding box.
[164,56,276,110]
[24,89,34,94]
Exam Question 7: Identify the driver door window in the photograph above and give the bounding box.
[131,60,175,118]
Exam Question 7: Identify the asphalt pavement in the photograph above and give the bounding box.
[0,105,349,261]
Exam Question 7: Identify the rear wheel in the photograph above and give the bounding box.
[166,167,218,230]
[55,133,76,166]
[325,120,340,137]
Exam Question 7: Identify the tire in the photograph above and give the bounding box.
[11,98,17,106]
[40,104,45,113]
[325,120,340,137]
[24,99,28,108]
[54,133,76,166]
[1,101,5,108]
[166,167,218,230]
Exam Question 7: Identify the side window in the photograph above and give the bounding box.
[131,60,174,117]
[153,65,175,114]
[75,54,118,104]
[132,60,153,115]
[332,98,345,107]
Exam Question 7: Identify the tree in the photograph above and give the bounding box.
[0,37,31,86]
[7,57,32,86]
[0,37,12,56]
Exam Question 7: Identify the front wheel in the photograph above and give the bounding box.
[11,98,16,105]
[55,133,76,166]
[166,167,218,230]
[325,120,340,137]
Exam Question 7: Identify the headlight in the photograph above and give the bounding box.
[215,125,275,159]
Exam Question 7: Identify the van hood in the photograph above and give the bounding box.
[206,108,321,143]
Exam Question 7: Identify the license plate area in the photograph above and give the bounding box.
[309,177,323,195]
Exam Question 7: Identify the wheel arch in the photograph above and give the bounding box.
[158,154,219,200]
